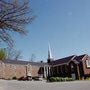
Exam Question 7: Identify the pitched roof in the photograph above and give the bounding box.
[50,55,75,65]
[75,54,87,62]
[2,54,88,66]
[2,59,47,66]
[50,54,88,66]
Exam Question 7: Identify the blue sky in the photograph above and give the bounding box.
[7,0,90,61]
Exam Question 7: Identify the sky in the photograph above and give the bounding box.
[3,0,90,62]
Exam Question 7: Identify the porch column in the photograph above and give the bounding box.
[45,66,49,77]
[77,64,80,80]
[44,66,48,78]
[57,66,59,75]
[48,66,51,77]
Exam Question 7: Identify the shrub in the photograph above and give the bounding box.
[49,77,56,82]
[65,77,73,81]
[12,76,17,80]
[18,76,26,81]
[48,77,73,82]
[32,76,43,81]
[85,77,90,80]
[56,77,61,82]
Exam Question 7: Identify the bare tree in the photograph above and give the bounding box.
[0,0,35,46]
[14,50,22,60]
[6,47,22,60]
[30,53,36,62]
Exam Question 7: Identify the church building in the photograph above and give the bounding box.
[47,45,90,80]
[0,45,90,80]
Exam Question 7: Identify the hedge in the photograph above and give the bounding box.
[48,77,73,82]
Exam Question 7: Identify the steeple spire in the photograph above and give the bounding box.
[48,43,53,59]
[47,43,53,63]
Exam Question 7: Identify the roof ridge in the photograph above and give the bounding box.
[55,55,76,61]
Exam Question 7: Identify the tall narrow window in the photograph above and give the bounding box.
[86,60,90,68]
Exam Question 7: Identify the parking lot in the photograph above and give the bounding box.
[0,80,90,90]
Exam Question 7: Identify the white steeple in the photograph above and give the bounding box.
[48,43,53,59]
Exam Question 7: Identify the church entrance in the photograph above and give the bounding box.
[71,73,76,80]
[69,61,79,80]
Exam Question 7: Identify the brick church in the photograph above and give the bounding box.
[0,45,90,80]
[47,45,90,79]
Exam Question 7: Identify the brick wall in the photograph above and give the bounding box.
[82,56,90,75]
[31,65,41,77]
[0,61,42,79]
[2,63,27,79]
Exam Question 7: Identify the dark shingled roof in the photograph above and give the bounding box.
[50,55,75,65]
[2,54,87,66]
[2,59,47,66]
[75,54,87,62]
[50,54,88,65]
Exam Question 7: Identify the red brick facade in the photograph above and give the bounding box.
[0,54,90,80]
[0,60,47,79]
[48,54,90,79]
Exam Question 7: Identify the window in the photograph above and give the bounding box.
[71,64,74,72]
[86,60,90,68]
[71,64,74,69]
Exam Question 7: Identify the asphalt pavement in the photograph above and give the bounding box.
[0,80,90,90]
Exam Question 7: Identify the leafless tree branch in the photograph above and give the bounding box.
[0,0,35,47]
